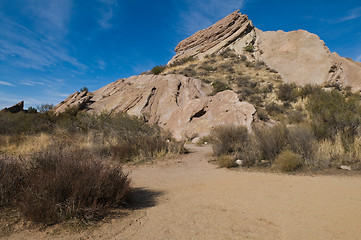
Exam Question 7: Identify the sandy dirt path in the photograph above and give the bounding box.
[5,144,361,240]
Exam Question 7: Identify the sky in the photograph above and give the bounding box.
[0,0,360,109]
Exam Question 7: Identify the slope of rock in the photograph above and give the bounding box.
[171,10,361,92]
[54,74,255,140]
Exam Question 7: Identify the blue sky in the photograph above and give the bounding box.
[0,0,360,109]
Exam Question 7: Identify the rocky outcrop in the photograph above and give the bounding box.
[169,10,254,65]
[54,74,255,140]
[1,101,24,113]
[170,10,361,92]
[53,91,93,113]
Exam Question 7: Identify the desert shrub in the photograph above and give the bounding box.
[219,62,232,69]
[298,84,321,99]
[212,80,230,94]
[274,150,303,172]
[287,124,316,161]
[236,137,262,167]
[244,44,254,52]
[19,151,131,225]
[168,56,195,68]
[151,65,166,75]
[0,157,25,207]
[199,63,216,71]
[80,87,89,92]
[211,125,249,156]
[180,67,197,77]
[276,83,298,102]
[240,55,247,61]
[306,89,361,141]
[220,48,237,58]
[253,123,288,161]
[287,110,304,123]
[236,76,251,87]
[217,155,237,168]
[245,61,255,68]
[27,107,37,114]
[257,108,269,121]
[254,61,265,70]
[313,135,345,168]
[265,102,285,115]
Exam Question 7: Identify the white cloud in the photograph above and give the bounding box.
[0,16,86,71]
[98,0,118,29]
[173,0,246,36]
[26,0,73,40]
[335,7,361,23]
[0,80,14,86]
[356,54,361,62]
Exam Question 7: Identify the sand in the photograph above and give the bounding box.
[4,144,361,240]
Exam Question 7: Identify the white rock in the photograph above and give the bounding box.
[340,165,351,171]
[236,159,243,165]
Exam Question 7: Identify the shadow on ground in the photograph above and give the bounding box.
[127,187,164,210]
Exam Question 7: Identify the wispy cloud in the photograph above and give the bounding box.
[0,81,14,86]
[336,7,361,23]
[0,15,86,71]
[25,0,73,40]
[173,0,246,35]
[356,54,361,62]
[98,0,118,29]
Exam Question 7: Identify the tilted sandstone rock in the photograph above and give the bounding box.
[54,74,256,140]
[170,10,361,92]
[1,101,24,113]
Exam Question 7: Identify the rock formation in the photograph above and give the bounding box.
[170,10,361,92]
[54,74,256,140]
[55,10,360,140]
[1,101,24,113]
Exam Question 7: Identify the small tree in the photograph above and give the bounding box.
[80,87,89,92]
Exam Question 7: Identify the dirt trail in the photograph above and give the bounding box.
[5,144,361,240]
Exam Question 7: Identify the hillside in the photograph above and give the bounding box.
[54,10,361,141]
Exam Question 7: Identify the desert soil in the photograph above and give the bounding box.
[4,144,361,240]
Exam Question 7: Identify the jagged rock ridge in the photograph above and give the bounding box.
[170,10,361,92]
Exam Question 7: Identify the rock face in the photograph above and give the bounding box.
[1,101,24,113]
[54,75,256,140]
[170,10,361,92]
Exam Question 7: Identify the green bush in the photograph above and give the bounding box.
[244,45,254,52]
[274,150,303,172]
[151,65,166,75]
[276,83,298,102]
[212,80,230,94]
[306,89,361,141]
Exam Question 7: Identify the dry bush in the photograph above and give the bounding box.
[19,151,131,225]
[211,125,249,156]
[313,135,344,168]
[253,123,287,161]
[237,137,262,167]
[217,155,237,168]
[276,83,298,102]
[287,124,316,162]
[0,157,25,207]
[274,150,303,172]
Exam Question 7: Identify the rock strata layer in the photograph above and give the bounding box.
[54,74,256,140]
[170,10,361,92]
